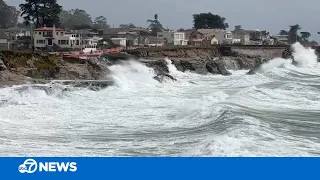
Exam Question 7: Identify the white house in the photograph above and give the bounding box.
[4,27,31,40]
[81,36,103,53]
[33,26,104,53]
[147,36,165,47]
[33,26,69,49]
[65,32,81,48]
[0,30,10,50]
[157,31,188,45]
[110,38,127,46]
[173,32,188,45]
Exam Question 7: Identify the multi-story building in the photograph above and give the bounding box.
[0,29,10,50]
[33,26,70,49]
[188,29,233,45]
[4,27,31,40]
[33,26,103,51]
[157,31,188,45]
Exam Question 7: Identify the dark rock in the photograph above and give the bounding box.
[144,59,169,74]
[0,55,6,71]
[153,73,177,83]
[246,58,270,75]
[175,60,196,72]
[14,85,55,95]
[0,59,6,71]
[282,48,293,59]
[59,80,114,90]
[206,60,231,75]
[101,53,135,65]
[171,59,208,74]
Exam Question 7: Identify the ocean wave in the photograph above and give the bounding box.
[0,44,320,156]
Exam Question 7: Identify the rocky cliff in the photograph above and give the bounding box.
[125,46,273,75]
[0,51,109,87]
[0,46,294,88]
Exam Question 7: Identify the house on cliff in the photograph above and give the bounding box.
[157,31,188,46]
[232,28,269,45]
[4,27,31,40]
[33,26,102,52]
[0,29,11,50]
[148,36,166,47]
[103,28,151,46]
[188,29,233,45]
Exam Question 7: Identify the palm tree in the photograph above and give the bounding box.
[146,14,163,36]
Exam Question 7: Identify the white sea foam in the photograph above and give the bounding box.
[0,44,319,156]
[259,42,318,73]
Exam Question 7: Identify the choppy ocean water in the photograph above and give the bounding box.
[0,43,319,156]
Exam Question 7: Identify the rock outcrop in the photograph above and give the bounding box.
[246,58,270,75]
[206,60,231,75]
[0,46,298,87]
[124,47,267,76]
[0,51,110,87]
[0,54,6,71]
[153,73,177,83]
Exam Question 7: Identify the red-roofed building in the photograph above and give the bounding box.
[34,27,65,31]
[33,26,72,49]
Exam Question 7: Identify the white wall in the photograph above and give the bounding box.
[157,32,173,44]
[0,39,8,43]
[111,38,127,46]
[173,32,186,45]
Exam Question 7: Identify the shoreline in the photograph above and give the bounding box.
[0,46,295,88]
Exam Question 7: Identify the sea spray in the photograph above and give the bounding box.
[165,58,179,74]
[259,58,291,73]
[259,42,318,73]
[108,60,158,88]
[291,42,318,67]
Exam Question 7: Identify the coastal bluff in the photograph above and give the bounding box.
[0,45,310,87]
[0,51,109,87]
[124,45,289,59]
[124,45,292,73]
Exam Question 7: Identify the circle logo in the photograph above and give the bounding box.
[18,159,38,174]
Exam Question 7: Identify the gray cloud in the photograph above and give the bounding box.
[6,0,320,40]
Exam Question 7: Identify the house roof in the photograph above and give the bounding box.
[148,36,165,42]
[34,27,65,31]
[104,27,151,35]
[5,27,29,33]
[104,28,128,35]
[197,29,225,34]
[0,29,10,40]
[129,27,151,34]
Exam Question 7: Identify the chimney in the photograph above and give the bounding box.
[53,24,56,37]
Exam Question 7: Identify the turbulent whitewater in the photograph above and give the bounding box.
[1,43,320,156]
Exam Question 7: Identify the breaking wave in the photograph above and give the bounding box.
[0,43,319,156]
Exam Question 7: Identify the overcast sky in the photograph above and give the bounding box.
[7,0,320,41]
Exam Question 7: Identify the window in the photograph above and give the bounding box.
[158,34,163,37]
[179,34,183,39]
[175,34,179,39]
[39,32,42,35]
[36,40,45,44]
[56,32,59,36]
[34,32,37,35]
[225,34,232,39]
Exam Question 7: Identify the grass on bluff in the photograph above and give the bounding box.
[0,51,59,70]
